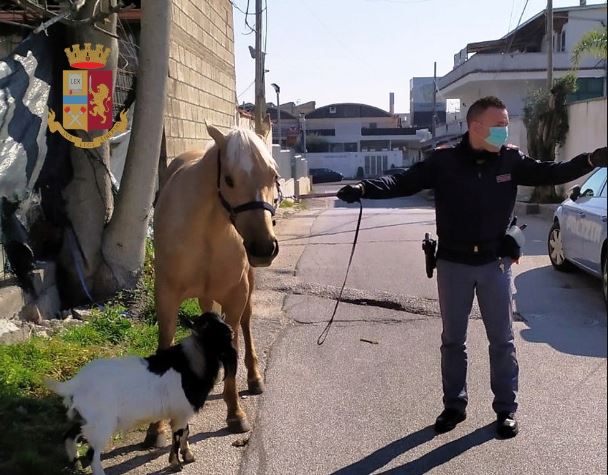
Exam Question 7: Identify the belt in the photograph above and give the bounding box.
[439,239,501,255]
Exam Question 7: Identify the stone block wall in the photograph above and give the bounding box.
[164,0,236,158]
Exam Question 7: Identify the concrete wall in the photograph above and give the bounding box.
[271,146,311,197]
[165,0,236,158]
[559,97,608,193]
[306,151,403,179]
[273,147,294,180]
[563,7,607,52]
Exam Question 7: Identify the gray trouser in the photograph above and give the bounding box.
[436,258,519,414]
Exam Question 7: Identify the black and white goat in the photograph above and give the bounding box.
[45,312,237,475]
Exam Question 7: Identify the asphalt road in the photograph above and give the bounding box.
[102,185,606,475]
[241,189,607,475]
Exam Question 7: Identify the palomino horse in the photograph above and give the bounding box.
[145,124,280,446]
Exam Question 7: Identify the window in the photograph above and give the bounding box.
[554,30,566,52]
[568,78,604,102]
[580,168,607,197]
[329,106,337,114]
[344,143,358,152]
[601,183,607,198]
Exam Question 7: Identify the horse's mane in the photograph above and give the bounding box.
[224,127,278,175]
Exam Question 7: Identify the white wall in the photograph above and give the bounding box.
[508,117,528,154]
[559,97,608,193]
[306,151,403,179]
[272,146,294,180]
[561,98,608,159]
[444,78,551,120]
[563,8,607,52]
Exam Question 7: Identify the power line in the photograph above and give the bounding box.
[507,0,517,34]
[230,0,256,35]
[237,79,256,99]
[504,0,531,54]
[263,0,268,56]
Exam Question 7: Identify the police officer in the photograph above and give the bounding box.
[337,96,608,438]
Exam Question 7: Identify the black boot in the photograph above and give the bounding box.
[496,412,519,438]
[434,408,467,433]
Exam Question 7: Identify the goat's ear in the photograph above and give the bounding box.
[179,314,195,330]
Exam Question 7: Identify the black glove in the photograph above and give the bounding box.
[337,184,363,203]
[589,147,608,167]
[499,234,522,261]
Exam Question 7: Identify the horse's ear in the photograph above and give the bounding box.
[206,122,226,147]
[257,114,272,141]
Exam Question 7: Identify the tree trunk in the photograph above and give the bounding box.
[97,1,172,293]
[59,0,117,305]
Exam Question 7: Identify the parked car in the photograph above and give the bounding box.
[309,168,343,184]
[547,167,607,305]
[383,167,410,176]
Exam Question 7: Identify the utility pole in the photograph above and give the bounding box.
[254,0,266,135]
[431,61,437,138]
[547,0,553,89]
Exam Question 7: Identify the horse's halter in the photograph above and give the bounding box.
[216,148,282,224]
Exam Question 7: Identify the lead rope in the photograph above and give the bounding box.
[317,199,363,345]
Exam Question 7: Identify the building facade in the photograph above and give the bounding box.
[165,0,237,158]
[410,77,447,128]
[437,3,607,131]
[301,103,431,177]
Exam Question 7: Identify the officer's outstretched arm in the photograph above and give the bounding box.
[512,151,595,186]
[359,159,436,199]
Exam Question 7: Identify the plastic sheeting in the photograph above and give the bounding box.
[0,34,53,201]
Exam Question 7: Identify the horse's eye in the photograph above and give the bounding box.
[225,176,234,188]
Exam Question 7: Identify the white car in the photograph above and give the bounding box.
[548,167,607,305]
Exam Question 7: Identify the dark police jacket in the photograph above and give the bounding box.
[360,133,594,265]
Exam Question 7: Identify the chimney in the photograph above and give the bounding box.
[389,92,395,114]
[580,0,586,5]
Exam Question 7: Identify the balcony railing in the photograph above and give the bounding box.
[439,52,601,90]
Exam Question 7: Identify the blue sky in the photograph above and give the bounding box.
[232,0,606,113]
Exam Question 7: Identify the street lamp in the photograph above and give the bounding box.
[271,83,281,149]
[299,112,307,154]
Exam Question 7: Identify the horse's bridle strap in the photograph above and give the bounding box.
[218,191,276,217]
[232,200,276,216]
[216,148,278,219]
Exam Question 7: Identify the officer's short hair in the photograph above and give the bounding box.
[466,96,507,124]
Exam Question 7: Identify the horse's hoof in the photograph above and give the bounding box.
[143,430,167,449]
[248,379,265,395]
[181,450,195,464]
[227,417,251,433]
[170,462,183,473]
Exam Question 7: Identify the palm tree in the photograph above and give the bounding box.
[571,27,608,67]
[523,27,607,203]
